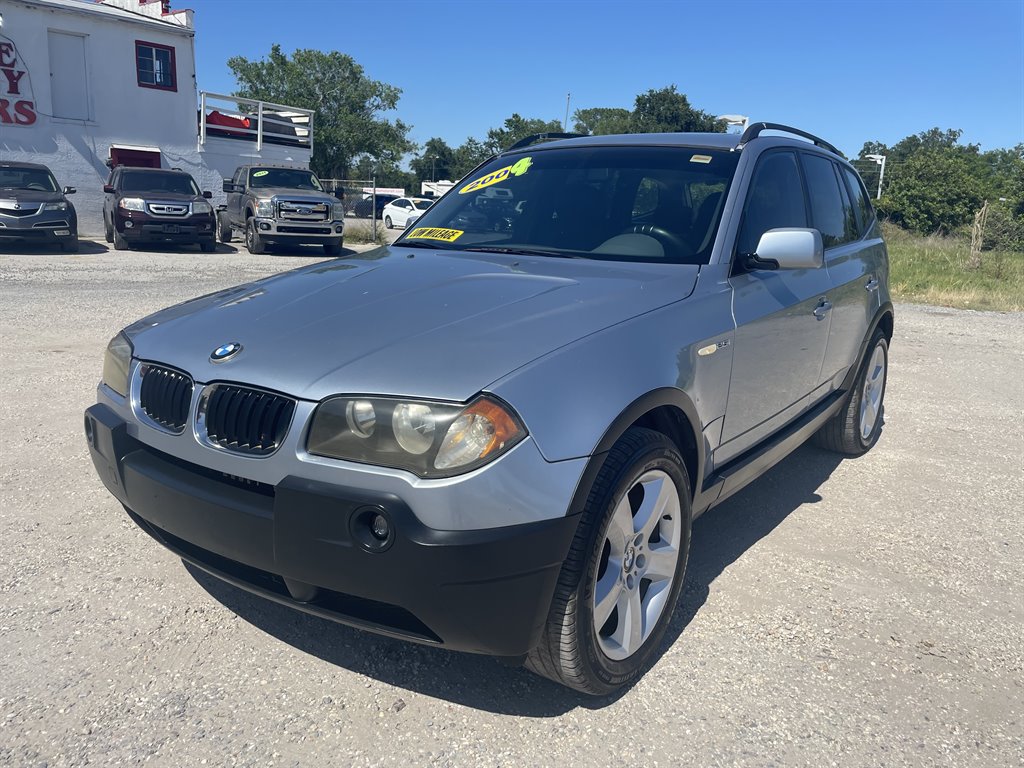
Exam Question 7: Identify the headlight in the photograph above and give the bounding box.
[102,333,133,397]
[332,202,345,220]
[254,200,274,217]
[307,395,526,478]
[43,201,68,211]
[118,198,145,211]
[193,200,213,214]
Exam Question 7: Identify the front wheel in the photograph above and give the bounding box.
[104,216,114,244]
[814,328,888,455]
[526,427,691,695]
[323,240,342,256]
[61,237,79,253]
[199,239,216,253]
[245,218,266,255]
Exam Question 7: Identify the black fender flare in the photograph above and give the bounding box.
[841,302,895,392]
[565,387,705,518]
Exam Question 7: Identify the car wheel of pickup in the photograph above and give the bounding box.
[323,240,342,256]
[526,427,691,695]
[245,218,266,255]
[217,212,233,243]
[814,328,888,455]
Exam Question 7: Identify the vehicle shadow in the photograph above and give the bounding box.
[185,443,845,716]
[0,239,109,255]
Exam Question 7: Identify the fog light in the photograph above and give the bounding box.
[55,229,71,236]
[334,225,344,233]
[124,221,134,228]
[371,513,390,541]
[259,222,271,231]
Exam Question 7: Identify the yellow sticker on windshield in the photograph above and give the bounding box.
[459,156,533,194]
[407,227,464,243]
[252,170,269,177]
[690,154,713,164]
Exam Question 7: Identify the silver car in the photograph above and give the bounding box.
[85,124,892,695]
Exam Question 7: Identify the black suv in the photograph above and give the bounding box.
[0,161,79,252]
[103,167,216,252]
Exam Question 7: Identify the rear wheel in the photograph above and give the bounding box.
[245,218,265,255]
[217,212,233,243]
[526,427,691,695]
[814,328,888,455]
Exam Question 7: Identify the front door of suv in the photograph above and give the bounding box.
[717,149,833,465]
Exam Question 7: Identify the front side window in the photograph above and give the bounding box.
[399,146,739,264]
[120,172,200,195]
[0,167,59,192]
[737,151,807,256]
[136,41,176,91]
[249,168,323,190]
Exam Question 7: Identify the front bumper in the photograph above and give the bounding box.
[0,219,76,244]
[253,217,345,243]
[116,209,215,243]
[85,403,581,655]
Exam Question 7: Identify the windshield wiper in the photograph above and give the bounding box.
[464,246,586,259]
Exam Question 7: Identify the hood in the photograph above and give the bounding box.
[128,191,200,203]
[0,189,65,205]
[126,247,699,403]
[249,186,335,202]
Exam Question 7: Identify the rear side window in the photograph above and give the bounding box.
[801,153,849,248]
[737,151,807,255]
[841,166,874,237]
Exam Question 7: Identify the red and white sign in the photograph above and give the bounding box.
[0,34,37,126]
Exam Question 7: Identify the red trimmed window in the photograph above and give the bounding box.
[135,40,177,91]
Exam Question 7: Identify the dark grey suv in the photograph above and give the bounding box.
[86,123,892,694]
[0,162,79,252]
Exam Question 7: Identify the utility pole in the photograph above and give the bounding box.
[865,154,887,199]
[563,93,571,132]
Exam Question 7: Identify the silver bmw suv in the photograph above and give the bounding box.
[85,123,892,695]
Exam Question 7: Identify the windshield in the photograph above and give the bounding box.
[0,168,59,192]
[121,172,200,195]
[250,168,324,191]
[412,199,433,210]
[398,146,739,264]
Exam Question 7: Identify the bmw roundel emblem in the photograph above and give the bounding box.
[210,342,242,362]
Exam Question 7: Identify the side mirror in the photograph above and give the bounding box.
[63,186,76,195]
[203,190,213,199]
[103,184,115,194]
[222,180,237,193]
[748,228,823,270]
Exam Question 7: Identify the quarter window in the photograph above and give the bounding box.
[136,41,176,91]
[841,166,875,238]
[737,151,807,256]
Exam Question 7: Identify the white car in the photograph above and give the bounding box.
[382,197,434,229]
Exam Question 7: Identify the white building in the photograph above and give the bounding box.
[0,0,312,235]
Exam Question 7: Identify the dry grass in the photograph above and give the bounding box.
[344,220,387,245]
[884,222,1024,311]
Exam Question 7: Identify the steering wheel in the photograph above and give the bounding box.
[625,224,690,257]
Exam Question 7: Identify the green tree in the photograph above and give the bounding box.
[450,137,493,178]
[573,107,632,136]
[484,113,564,154]
[879,150,986,234]
[227,44,413,179]
[410,137,455,183]
[629,85,725,134]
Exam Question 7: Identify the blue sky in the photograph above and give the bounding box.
[189,0,1023,158]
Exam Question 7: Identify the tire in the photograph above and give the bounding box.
[199,239,216,253]
[217,212,233,243]
[104,216,114,244]
[813,328,888,456]
[384,216,393,229]
[323,240,342,256]
[113,229,129,250]
[245,218,265,255]
[526,427,692,695]
[61,237,79,253]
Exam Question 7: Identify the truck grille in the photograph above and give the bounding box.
[277,200,329,222]
[139,364,194,433]
[199,384,295,456]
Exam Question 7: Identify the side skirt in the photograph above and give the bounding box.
[700,388,847,509]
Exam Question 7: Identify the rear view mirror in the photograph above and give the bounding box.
[749,228,823,270]
[63,186,76,195]
[103,184,115,194]
[203,191,213,199]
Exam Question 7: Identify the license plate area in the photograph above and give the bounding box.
[162,224,180,234]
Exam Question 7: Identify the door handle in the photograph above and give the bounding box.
[813,299,832,320]
[865,276,880,292]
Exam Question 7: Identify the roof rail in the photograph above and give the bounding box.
[737,122,844,157]
[505,132,588,152]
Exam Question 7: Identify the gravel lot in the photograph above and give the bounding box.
[1,242,1022,767]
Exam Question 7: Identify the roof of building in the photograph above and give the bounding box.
[14,0,193,34]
